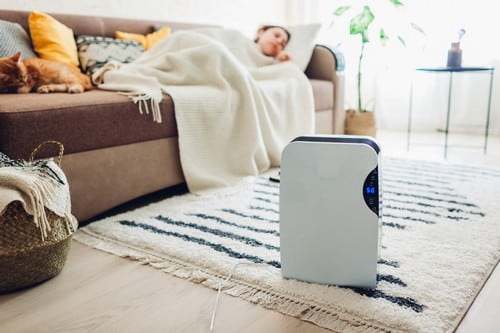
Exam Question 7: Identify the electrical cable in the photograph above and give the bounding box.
[208,262,265,333]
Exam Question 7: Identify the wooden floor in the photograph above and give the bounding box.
[1,130,499,333]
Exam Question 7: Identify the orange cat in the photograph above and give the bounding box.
[0,52,93,93]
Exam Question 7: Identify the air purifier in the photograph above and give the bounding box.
[279,135,381,288]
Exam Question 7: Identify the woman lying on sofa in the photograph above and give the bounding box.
[95,25,315,192]
[254,25,292,62]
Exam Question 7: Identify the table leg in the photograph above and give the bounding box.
[407,78,414,152]
[484,69,494,154]
[444,72,454,159]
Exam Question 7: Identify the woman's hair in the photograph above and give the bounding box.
[255,25,291,44]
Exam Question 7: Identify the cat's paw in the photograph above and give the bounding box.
[68,84,84,93]
[17,87,32,94]
[37,86,51,93]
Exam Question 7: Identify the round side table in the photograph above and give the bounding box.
[407,66,495,158]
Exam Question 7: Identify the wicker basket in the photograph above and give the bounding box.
[0,141,76,293]
[344,109,377,138]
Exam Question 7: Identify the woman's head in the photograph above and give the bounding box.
[255,25,291,57]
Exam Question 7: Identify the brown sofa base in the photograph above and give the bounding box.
[61,138,184,223]
[315,109,336,134]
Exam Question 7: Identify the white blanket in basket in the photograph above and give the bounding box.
[0,153,78,239]
[96,28,314,192]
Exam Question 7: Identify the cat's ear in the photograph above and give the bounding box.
[11,52,21,62]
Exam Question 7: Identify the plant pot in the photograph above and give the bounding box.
[344,109,377,138]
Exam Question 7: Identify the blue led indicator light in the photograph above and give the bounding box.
[366,187,375,194]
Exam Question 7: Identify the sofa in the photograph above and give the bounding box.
[0,10,345,224]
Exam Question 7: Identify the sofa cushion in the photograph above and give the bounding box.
[284,23,321,71]
[0,20,37,59]
[115,25,171,50]
[28,11,79,67]
[0,90,177,160]
[76,35,144,77]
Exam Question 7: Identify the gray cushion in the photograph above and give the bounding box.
[0,19,37,59]
[76,35,144,76]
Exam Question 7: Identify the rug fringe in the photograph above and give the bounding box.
[74,230,402,333]
[199,276,399,333]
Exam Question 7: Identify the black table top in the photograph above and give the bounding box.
[416,66,494,72]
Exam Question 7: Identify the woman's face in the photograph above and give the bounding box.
[256,27,289,57]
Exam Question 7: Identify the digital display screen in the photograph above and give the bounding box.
[363,167,379,215]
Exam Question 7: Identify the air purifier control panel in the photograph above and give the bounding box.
[363,167,379,216]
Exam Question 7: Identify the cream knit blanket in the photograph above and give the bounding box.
[95,28,315,192]
[0,153,77,240]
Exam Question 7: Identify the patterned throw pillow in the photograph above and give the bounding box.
[76,35,144,77]
[0,20,38,59]
[115,25,171,50]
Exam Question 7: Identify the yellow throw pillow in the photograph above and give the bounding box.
[115,26,171,50]
[28,11,79,67]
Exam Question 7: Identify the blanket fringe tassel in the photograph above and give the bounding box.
[120,91,163,123]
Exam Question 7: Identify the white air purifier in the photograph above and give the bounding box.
[279,135,381,288]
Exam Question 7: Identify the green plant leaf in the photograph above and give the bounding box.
[379,28,389,46]
[389,0,405,6]
[333,5,350,16]
[397,35,406,47]
[410,22,426,35]
[349,6,375,35]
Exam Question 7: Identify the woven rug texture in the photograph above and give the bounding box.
[74,156,500,332]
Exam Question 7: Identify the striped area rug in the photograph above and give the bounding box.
[74,156,500,332]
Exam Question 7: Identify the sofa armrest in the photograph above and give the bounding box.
[305,45,346,134]
[305,44,345,78]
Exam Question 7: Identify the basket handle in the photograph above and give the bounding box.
[29,140,64,166]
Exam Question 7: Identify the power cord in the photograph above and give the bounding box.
[208,262,266,333]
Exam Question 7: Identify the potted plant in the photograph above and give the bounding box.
[332,0,425,137]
